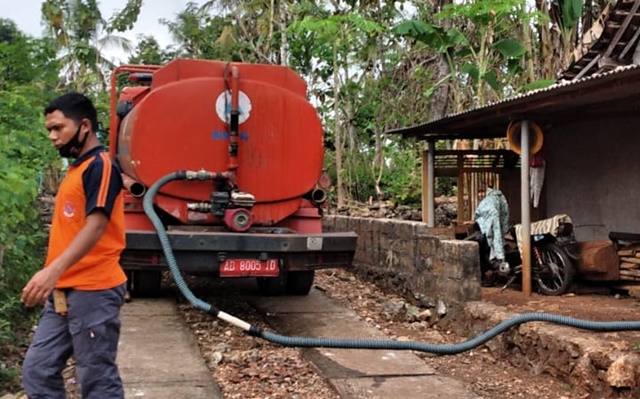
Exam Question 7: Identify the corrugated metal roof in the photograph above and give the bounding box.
[387,64,640,140]
[562,0,640,80]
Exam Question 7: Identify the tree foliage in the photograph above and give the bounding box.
[0,22,59,390]
[41,0,141,92]
[137,0,597,208]
[127,35,176,65]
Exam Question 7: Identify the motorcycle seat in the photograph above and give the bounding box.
[513,214,573,253]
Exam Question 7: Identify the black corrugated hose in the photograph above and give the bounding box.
[143,171,640,355]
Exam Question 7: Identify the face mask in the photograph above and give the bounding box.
[58,124,89,158]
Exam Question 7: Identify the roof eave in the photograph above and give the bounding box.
[387,65,640,141]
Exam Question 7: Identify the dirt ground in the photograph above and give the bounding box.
[170,269,640,399]
[314,270,640,399]
[6,270,639,399]
[481,284,640,348]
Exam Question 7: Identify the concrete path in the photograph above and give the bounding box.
[248,288,481,399]
[117,298,223,399]
[117,285,480,399]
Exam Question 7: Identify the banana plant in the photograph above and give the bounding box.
[555,0,585,68]
[394,0,545,108]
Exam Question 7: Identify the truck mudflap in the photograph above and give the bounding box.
[120,229,357,275]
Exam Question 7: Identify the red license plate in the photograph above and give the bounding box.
[219,259,280,277]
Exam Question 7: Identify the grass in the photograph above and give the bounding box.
[0,309,37,395]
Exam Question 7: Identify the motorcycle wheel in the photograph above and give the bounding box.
[534,243,574,296]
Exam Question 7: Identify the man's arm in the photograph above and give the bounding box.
[21,211,108,307]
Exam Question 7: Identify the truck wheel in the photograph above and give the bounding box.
[286,271,315,295]
[132,270,162,297]
[256,275,287,296]
[125,271,134,302]
[125,271,134,293]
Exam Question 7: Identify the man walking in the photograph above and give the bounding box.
[21,92,127,398]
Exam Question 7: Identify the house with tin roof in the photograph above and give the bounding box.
[387,0,640,293]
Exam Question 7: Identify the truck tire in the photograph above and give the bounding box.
[256,275,287,296]
[286,271,315,295]
[125,271,134,293]
[131,270,163,297]
[257,270,315,296]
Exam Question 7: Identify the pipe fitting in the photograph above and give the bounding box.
[121,173,146,198]
[187,202,213,212]
[224,208,253,232]
[310,188,327,205]
[185,170,214,180]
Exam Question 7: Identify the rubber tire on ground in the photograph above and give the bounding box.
[534,243,574,296]
[286,270,315,295]
[131,270,163,297]
[256,274,288,296]
[256,270,316,296]
[125,271,134,293]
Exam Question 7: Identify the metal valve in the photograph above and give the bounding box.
[224,208,253,232]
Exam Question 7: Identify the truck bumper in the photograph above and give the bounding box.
[120,229,358,274]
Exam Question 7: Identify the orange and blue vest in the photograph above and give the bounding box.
[46,146,127,290]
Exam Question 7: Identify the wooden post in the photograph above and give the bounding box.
[422,148,429,224]
[427,141,435,227]
[457,153,465,224]
[521,121,532,296]
[421,141,436,226]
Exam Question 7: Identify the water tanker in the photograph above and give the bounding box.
[109,59,357,297]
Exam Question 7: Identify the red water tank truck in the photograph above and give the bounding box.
[109,59,357,297]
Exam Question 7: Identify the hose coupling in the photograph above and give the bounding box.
[187,202,213,212]
[185,170,214,180]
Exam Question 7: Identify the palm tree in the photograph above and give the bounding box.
[197,0,292,64]
[41,0,140,92]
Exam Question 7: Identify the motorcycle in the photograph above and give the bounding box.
[466,215,576,296]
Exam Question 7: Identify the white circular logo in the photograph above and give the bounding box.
[215,90,252,124]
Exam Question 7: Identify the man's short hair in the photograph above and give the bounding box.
[45,92,99,133]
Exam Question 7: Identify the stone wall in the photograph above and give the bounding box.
[323,215,481,309]
[460,302,640,394]
[323,216,640,395]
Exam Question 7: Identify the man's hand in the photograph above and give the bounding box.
[21,266,63,307]
[21,211,109,307]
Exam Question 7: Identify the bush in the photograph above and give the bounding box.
[0,28,59,392]
[0,90,55,392]
[0,158,45,392]
[384,146,423,206]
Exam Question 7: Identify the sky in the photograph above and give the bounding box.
[3,0,206,62]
